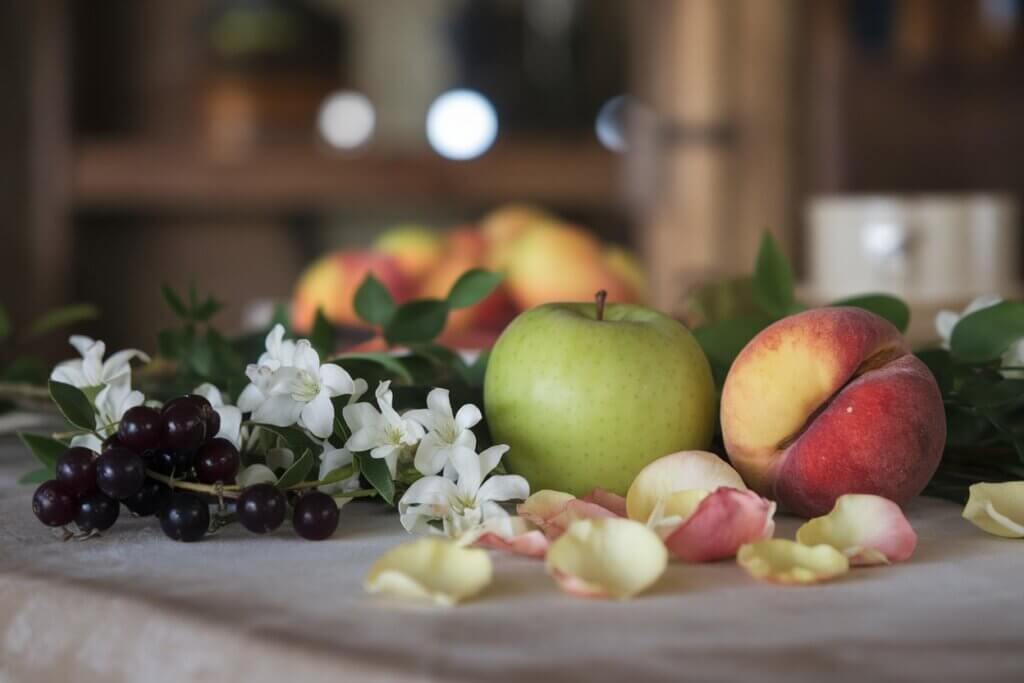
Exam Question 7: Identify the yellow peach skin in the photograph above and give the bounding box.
[720,307,946,517]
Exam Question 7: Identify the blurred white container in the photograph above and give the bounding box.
[806,194,1018,303]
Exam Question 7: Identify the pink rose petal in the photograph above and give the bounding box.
[796,494,916,566]
[517,490,576,538]
[663,488,776,563]
[581,488,628,517]
[471,517,550,559]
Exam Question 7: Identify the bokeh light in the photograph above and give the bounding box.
[318,91,376,149]
[426,89,498,160]
[595,95,629,153]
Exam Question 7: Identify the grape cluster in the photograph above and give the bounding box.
[31,393,341,542]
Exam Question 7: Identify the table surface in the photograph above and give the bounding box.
[2,432,1023,683]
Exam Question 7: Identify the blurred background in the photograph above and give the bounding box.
[2,0,1024,358]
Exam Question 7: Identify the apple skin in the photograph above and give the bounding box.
[291,250,412,333]
[484,302,716,497]
[720,307,946,517]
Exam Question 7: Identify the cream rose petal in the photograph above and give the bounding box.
[796,494,917,565]
[663,488,776,563]
[517,490,577,538]
[581,488,628,517]
[467,516,550,559]
[963,482,1024,538]
[626,451,747,523]
[364,538,493,606]
[545,518,668,600]
[737,539,849,585]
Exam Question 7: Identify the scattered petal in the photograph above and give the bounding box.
[737,539,849,585]
[796,494,916,565]
[581,488,627,517]
[518,490,576,537]
[364,538,493,606]
[545,518,668,600]
[663,488,776,562]
[465,516,550,559]
[626,451,747,523]
[963,482,1024,538]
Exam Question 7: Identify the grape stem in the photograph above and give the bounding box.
[145,469,242,498]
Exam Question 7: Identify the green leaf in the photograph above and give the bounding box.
[18,433,66,479]
[832,294,910,333]
[27,304,99,338]
[354,274,396,327]
[309,307,334,358]
[693,317,768,387]
[915,349,954,396]
[161,284,188,318]
[18,468,52,485]
[186,335,214,377]
[318,463,355,487]
[192,296,223,322]
[332,353,414,384]
[752,232,798,318]
[950,301,1024,364]
[355,451,395,505]
[276,448,314,489]
[463,349,491,388]
[252,424,320,457]
[158,329,183,359]
[0,303,10,340]
[447,269,503,309]
[1,356,48,384]
[48,380,96,431]
[384,299,449,345]
[957,377,1024,411]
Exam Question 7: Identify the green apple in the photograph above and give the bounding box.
[483,298,716,496]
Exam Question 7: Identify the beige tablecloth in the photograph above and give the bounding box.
[1,433,1023,683]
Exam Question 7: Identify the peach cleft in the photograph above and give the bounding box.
[720,307,946,517]
[737,539,850,585]
[796,494,916,565]
[962,482,1024,538]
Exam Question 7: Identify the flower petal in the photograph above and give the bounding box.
[626,451,747,523]
[300,390,336,439]
[454,403,483,431]
[581,488,627,517]
[737,540,849,585]
[477,444,510,478]
[213,405,242,448]
[477,474,530,505]
[962,482,1024,538]
[319,363,355,397]
[425,387,454,420]
[466,516,549,559]
[236,382,265,413]
[796,494,916,565]
[517,490,576,537]
[663,488,776,563]
[545,518,668,600]
[237,464,277,487]
[364,538,492,606]
[252,393,304,427]
[412,434,448,476]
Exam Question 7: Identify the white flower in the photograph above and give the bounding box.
[50,336,149,390]
[398,445,529,538]
[245,340,357,439]
[237,324,297,413]
[192,383,243,449]
[343,381,425,478]
[70,379,145,452]
[406,388,482,476]
[936,295,1024,372]
[318,446,361,495]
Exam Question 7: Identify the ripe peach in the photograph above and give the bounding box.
[480,203,554,270]
[291,250,412,333]
[503,222,637,310]
[373,225,443,284]
[720,307,945,517]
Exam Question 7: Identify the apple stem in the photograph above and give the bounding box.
[595,290,607,321]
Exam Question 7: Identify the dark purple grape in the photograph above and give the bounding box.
[101,433,123,452]
[123,479,170,516]
[117,405,162,451]
[161,399,206,451]
[55,447,98,497]
[95,448,145,500]
[32,480,77,527]
[75,492,120,532]
[292,491,339,541]
[194,438,240,484]
[164,394,219,439]
[159,493,209,542]
[237,484,286,534]
[147,448,194,476]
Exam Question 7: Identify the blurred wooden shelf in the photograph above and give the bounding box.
[71,139,624,213]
